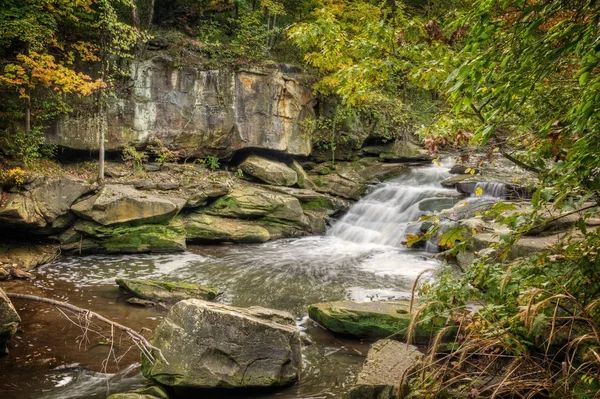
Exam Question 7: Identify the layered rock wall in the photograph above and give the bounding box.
[47,58,315,159]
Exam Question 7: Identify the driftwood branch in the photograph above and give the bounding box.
[6,293,168,365]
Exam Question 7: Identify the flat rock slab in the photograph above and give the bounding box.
[309,301,433,340]
[350,339,421,399]
[72,185,180,226]
[183,213,270,243]
[239,155,298,187]
[116,279,220,302]
[142,299,302,390]
[0,244,59,271]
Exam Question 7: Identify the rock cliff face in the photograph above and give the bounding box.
[47,57,315,158]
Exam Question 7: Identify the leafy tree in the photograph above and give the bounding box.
[0,0,104,135]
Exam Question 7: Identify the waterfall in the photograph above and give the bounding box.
[328,164,457,247]
[475,181,507,199]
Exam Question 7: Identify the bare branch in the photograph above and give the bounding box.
[5,293,168,365]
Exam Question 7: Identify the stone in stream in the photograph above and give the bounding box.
[142,299,302,390]
[116,279,220,302]
[349,339,422,399]
[239,154,298,187]
[107,385,169,399]
[183,213,271,243]
[308,301,435,341]
[0,288,21,355]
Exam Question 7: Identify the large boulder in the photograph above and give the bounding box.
[203,183,308,225]
[266,186,350,216]
[309,301,434,341]
[47,60,314,159]
[0,288,20,354]
[72,185,182,226]
[350,340,421,399]
[183,213,270,243]
[0,243,59,271]
[142,300,302,390]
[59,220,186,254]
[0,176,90,234]
[116,279,220,302]
[239,155,298,187]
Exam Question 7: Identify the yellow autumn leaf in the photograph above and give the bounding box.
[475,211,482,217]
[513,177,519,183]
[475,187,483,197]
[470,169,475,175]
[472,228,477,235]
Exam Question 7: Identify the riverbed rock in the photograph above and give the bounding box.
[0,288,20,354]
[266,186,350,216]
[116,279,220,302]
[0,268,9,281]
[107,385,169,399]
[239,155,298,187]
[309,301,434,341]
[72,185,181,226]
[311,174,366,200]
[48,60,315,159]
[0,244,59,271]
[183,180,231,208]
[142,299,302,390]
[349,340,421,399]
[203,183,308,225]
[183,213,270,243]
[0,176,91,234]
[441,166,537,198]
[59,220,186,254]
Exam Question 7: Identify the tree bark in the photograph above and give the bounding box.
[147,0,155,28]
[25,92,31,134]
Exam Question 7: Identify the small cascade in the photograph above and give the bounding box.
[328,164,457,247]
[475,181,507,199]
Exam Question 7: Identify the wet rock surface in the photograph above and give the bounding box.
[350,340,421,399]
[309,300,433,341]
[116,279,220,302]
[142,299,302,390]
[0,288,20,354]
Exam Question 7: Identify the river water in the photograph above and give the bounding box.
[0,163,458,399]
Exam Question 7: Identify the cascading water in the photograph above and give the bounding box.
[329,165,457,246]
[475,181,507,199]
[3,162,462,399]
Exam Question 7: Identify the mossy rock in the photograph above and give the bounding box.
[183,213,270,243]
[116,279,220,302]
[308,300,439,342]
[61,220,187,254]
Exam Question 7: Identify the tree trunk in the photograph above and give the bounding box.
[147,0,155,28]
[24,91,31,134]
[98,90,105,182]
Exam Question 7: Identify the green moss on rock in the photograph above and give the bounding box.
[116,279,221,302]
[308,300,437,341]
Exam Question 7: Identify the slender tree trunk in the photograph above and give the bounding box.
[24,92,31,134]
[147,0,155,28]
[98,89,105,182]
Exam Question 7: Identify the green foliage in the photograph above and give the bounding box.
[122,144,148,171]
[0,127,55,164]
[148,138,180,164]
[204,155,221,170]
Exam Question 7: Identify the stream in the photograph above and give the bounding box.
[0,163,457,399]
